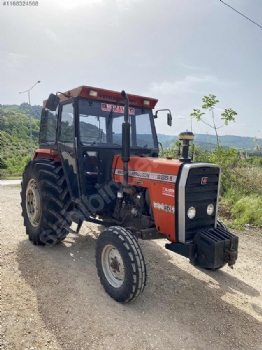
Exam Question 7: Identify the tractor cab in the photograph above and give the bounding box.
[39,86,159,208]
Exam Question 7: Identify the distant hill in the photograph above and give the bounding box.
[193,134,262,150]
[2,103,42,120]
[158,134,262,151]
[157,134,177,143]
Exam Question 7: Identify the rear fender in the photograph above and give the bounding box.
[34,149,61,163]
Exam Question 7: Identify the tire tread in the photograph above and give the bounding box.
[21,159,72,245]
[96,226,146,302]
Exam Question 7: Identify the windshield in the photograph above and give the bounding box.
[78,99,156,148]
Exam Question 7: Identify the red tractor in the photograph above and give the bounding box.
[21,86,238,302]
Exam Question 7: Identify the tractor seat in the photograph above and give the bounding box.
[84,152,99,195]
[84,152,98,173]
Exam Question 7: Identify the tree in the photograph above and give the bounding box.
[190,94,237,161]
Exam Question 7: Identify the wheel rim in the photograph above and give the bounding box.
[101,244,125,288]
[26,178,41,227]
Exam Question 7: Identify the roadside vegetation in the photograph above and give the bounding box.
[162,94,262,229]
[161,144,262,228]
[0,104,40,177]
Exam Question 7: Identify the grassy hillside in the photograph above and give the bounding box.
[0,104,40,176]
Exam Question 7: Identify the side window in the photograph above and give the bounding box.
[39,108,57,144]
[60,103,74,144]
[135,113,154,148]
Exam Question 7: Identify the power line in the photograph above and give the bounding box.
[220,0,262,29]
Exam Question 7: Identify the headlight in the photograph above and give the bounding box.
[207,204,214,215]
[187,206,196,219]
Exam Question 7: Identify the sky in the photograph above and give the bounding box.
[0,0,261,137]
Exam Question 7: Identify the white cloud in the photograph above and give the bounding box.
[114,0,142,9]
[5,53,29,69]
[179,63,208,70]
[44,29,58,42]
[55,0,103,10]
[147,76,238,96]
[54,0,141,11]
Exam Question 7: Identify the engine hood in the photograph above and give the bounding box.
[112,155,182,185]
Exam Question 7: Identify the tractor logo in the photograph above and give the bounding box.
[201,177,208,185]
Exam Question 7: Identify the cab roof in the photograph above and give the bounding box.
[43,85,158,109]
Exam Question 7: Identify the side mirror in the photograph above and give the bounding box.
[46,93,60,111]
[167,113,172,127]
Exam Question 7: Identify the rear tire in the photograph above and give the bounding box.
[21,159,72,246]
[95,226,146,302]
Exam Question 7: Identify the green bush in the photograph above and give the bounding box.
[163,142,262,227]
[0,106,40,176]
[232,196,262,227]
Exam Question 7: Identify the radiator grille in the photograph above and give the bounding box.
[184,166,220,240]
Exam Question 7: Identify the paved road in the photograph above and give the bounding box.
[0,179,22,186]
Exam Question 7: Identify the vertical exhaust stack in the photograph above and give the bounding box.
[121,90,130,187]
[179,131,194,163]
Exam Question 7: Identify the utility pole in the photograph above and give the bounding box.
[19,81,41,159]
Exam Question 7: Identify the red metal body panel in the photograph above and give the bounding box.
[34,149,61,163]
[149,181,176,241]
[43,86,158,109]
[112,155,182,242]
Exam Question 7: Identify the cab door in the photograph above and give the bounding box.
[57,101,80,200]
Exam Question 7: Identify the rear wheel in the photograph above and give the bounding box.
[95,226,146,302]
[21,159,72,245]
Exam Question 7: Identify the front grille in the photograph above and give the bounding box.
[184,166,220,240]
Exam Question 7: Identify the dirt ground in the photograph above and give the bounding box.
[1,186,262,350]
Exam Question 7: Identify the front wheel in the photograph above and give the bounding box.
[95,226,146,302]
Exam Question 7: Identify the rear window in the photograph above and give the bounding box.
[39,108,57,144]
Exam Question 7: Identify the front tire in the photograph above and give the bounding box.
[96,226,146,302]
[21,159,72,246]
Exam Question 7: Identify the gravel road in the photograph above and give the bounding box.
[1,186,262,350]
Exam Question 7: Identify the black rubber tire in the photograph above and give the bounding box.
[95,226,146,303]
[21,159,72,246]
